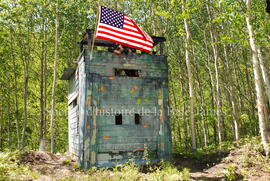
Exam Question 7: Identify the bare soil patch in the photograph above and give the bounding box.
[19,151,86,180]
[16,139,270,181]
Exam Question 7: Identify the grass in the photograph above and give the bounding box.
[0,150,40,181]
[0,150,190,181]
[1,136,268,181]
[84,162,191,181]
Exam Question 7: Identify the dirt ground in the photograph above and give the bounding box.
[19,151,85,180]
[18,147,270,181]
[173,146,270,181]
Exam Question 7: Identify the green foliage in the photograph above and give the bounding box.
[223,165,240,181]
[86,162,190,181]
[0,2,269,181]
[62,159,72,165]
[148,161,190,181]
[0,151,39,180]
[0,0,96,152]
[0,0,269,159]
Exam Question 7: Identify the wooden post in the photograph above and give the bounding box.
[86,29,93,50]
[160,42,164,55]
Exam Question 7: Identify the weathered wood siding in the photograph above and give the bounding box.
[69,49,171,168]
[68,74,79,155]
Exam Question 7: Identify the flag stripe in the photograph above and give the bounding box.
[97,26,153,46]
[99,23,144,38]
[96,34,152,53]
[123,24,139,32]
[124,16,132,21]
[124,19,134,26]
[124,15,153,43]
[122,27,143,35]
[97,30,153,48]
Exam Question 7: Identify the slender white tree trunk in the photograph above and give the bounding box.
[223,43,240,142]
[246,0,269,155]
[213,44,222,143]
[178,71,189,151]
[50,8,59,153]
[201,103,208,147]
[231,94,240,142]
[204,31,217,144]
[257,47,270,103]
[196,64,208,147]
[206,2,222,143]
[183,15,196,151]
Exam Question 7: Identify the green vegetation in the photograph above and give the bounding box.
[0,0,270,155]
[0,137,269,180]
[0,0,270,180]
[0,151,190,181]
[0,151,39,181]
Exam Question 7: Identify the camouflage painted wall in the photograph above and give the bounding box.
[68,49,171,168]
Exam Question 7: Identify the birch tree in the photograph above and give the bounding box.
[245,0,270,155]
[50,4,59,153]
[182,0,196,151]
[206,1,223,143]
[257,47,270,104]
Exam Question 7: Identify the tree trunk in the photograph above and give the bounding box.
[246,0,269,155]
[9,28,21,149]
[204,30,217,146]
[183,15,196,151]
[257,47,270,104]
[243,49,257,135]
[39,44,45,151]
[170,87,181,149]
[178,66,189,151]
[7,86,11,147]
[223,43,240,142]
[194,60,208,147]
[39,11,46,151]
[206,2,222,143]
[169,70,181,148]
[21,50,29,150]
[179,66,188,152]
[50,8,59,153]
[21,26,31,150]
[44,26,48,140]
[229,88,240,142]
[182,102,188,152]
[199,88,208,147]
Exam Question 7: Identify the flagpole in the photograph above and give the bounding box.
[90,5,100,51]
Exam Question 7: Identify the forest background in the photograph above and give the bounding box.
[0,0,270,156]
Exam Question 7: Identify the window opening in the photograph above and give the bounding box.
[115,114,122,125]
[115,69,140,77]
[135,114,141,125]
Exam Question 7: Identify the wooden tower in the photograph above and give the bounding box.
[61,30,172,168]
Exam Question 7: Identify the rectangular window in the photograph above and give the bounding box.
[135,114,141,125]
[115,69,140,77]
[115,114,122,125]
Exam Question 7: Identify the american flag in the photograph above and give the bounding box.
[95,6,154,53]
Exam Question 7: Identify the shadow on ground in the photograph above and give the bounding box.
[172,152,230,181]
